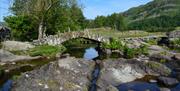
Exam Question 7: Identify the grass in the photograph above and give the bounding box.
[28,45,66,57]
[89,28,165,39]
[146,39,157,45]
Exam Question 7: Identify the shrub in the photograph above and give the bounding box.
[171,39,180,46]
[101,38,124,50]
[139,45,149,56]
[28,45,66,57]
[123,46,136,59]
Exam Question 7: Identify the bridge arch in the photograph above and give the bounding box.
[33,31,110,46]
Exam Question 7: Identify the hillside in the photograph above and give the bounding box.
[124,0,180,22]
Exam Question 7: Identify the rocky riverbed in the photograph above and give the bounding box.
[10,56,180,91]
[0,38,180,91]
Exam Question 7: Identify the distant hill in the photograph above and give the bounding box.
[123,0,180,31]
[124,0,180,22]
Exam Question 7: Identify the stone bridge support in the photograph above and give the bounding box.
[33,30,110,46]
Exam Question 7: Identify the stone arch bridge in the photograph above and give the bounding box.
[33,30,110,45]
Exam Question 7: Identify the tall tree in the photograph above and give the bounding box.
[10,0,82,40]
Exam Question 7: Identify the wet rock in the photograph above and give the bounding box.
[117,81,160,91]
[150,53,173,62]
[97,59,171,90]
[160,88,171,91]
[2,41,34,51]
[12,57,95,91]
[0,49,42,62]
[60,53,70,58]
[173,53,180,61]
[176,72,180,80]
[158,77,179,87]
[104,49,112,54]
[105,85,118,91]
[148,45,165,55]
[171,83,180,91]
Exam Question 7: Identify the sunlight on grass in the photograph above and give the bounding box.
[89,28,165,38]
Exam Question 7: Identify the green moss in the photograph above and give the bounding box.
[12,75,21,80]
[159,51,168,56]
[28,45,66,57]
[64,82,77,89]
[160,59,167,63]
[146,39,157,45]
[146,62,161,68]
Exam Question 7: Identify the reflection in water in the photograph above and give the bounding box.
[83,48,99,60]
[117,81,160,91]
[171,83,180,91]
[0,80,12,91]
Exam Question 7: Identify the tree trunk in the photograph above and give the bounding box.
[38,20,44,40]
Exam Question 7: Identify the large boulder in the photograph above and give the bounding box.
[2,41,34,51]
[97,59,171,91]
[0,49,41,62]
[12,57,95,91]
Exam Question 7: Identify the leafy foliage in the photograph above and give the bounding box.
[125,0,180,31]
[5,0,85,40]
[4,15,38,41]
[101,38,124,50]
[128,15,180,32]
[87,13,127,31]
[101,38,148,59]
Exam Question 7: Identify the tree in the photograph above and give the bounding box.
[10,0,82,40]
[4,15,38,41]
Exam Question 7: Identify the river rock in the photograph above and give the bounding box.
[1,41,34,51]
[148,45,165,55]
[105,85,119,91]
[12,57,95,91]
[97,58,171,90]
[0,49,41,62]
[150,53,173,62]
[173,53,180,61]
[158,77,179,87]
[160,88,171,91]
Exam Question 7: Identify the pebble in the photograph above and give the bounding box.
[38,83,43,86]
[5,69,9,72]
[44,84,49,89]
[59,87,63,90]
[149,79,157,83]
[25,74,29,78]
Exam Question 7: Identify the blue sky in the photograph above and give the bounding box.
[0,0,153,21]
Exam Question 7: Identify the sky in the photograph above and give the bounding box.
[0,0,153,21]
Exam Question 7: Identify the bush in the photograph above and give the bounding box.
[123,44,149,59]
[101,38,124,50]
[123,46,136,59]
[28,45,66,57]
[171,39,180,46]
